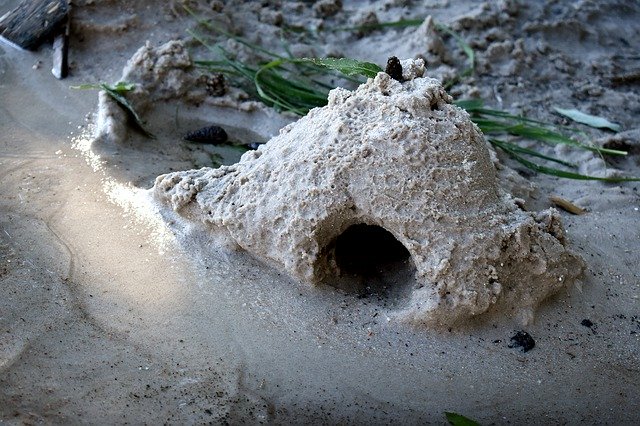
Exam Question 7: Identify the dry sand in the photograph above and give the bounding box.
[1,0,639,424]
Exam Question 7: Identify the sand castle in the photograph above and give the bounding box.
[150,55,584,326]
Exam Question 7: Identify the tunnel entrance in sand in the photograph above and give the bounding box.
[323,224,416,305]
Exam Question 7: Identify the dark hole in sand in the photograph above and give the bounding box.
[326,224,415,305]
[335,224,408,273]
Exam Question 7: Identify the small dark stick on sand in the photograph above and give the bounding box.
[385,56,404,82]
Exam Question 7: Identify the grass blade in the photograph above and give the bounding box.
[445,411,481,426]
[489,139,576,168]
[498,142,640,182]
[553,107,621,132]
[71,82,154,138]
[70,81,134,93]
[253,59,329,114]
[184,5,285,60]
[434,23,474,75]
[70,83,102,90]
[99,84,154,138]
[185,10,639,182]
[458,100,627,157]
[294,57,382,78]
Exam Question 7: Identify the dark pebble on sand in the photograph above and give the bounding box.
[581,319,594,328]
[184,125,228,144]
[385,56,404,82]
[509,330,535,352]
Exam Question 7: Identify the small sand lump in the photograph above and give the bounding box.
[153,59,584,327]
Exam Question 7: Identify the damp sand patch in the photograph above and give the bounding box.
[90,41,584,328]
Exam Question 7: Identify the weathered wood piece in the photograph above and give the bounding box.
[51,16,69,79]
[0,0,68,50]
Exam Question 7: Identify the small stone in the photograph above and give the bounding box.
[314,0,342,18]
[509,331,535,352]
[184,125,228,144]
[209,1,224,12]
[260,9,283,26]
[385,56,404,82]
[581,319,594,328]
[352,11,379,36]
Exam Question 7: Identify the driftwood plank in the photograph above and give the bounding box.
[0,0,68,50]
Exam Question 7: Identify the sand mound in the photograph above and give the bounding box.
[152,58,584,327]
[94,40,262,145]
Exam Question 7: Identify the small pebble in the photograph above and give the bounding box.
[581,319,594,328]
[509,330,535,352]
[184,125,228,144]
[385,56,404,82]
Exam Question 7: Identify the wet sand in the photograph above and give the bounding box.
[1,0,639,424]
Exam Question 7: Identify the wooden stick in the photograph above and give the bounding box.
[51,14,69,79]
[549,196,586,215]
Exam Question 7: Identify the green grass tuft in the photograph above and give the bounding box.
[457,99,639,181]
[183,8,639,182]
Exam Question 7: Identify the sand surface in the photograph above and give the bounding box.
[1,0,639,424]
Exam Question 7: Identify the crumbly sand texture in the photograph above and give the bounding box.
[95,40,259,144]
[153,60,584,327]
[3,1,640,423]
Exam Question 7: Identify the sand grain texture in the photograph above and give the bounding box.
[153,61,584,326]
[1,0,639,424]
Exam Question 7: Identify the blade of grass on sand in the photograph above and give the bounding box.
[252,57,382,113]
[186,10,638,182]
[71,81,135,93]
[184,5,286,61]
[216,55,383,114]
[445,411,481,426]
[433,23,474,75]
[498,142,640,182]
[188,22,368,110]
[553,107,621,132]
[489,138,577,168]
[294,57,382,78]
[457,99,627,156]
[101,85,154,138]
[458,101,638,181]
[456,99,560,127]
[254,59,329,114]
[71,82,154,138]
